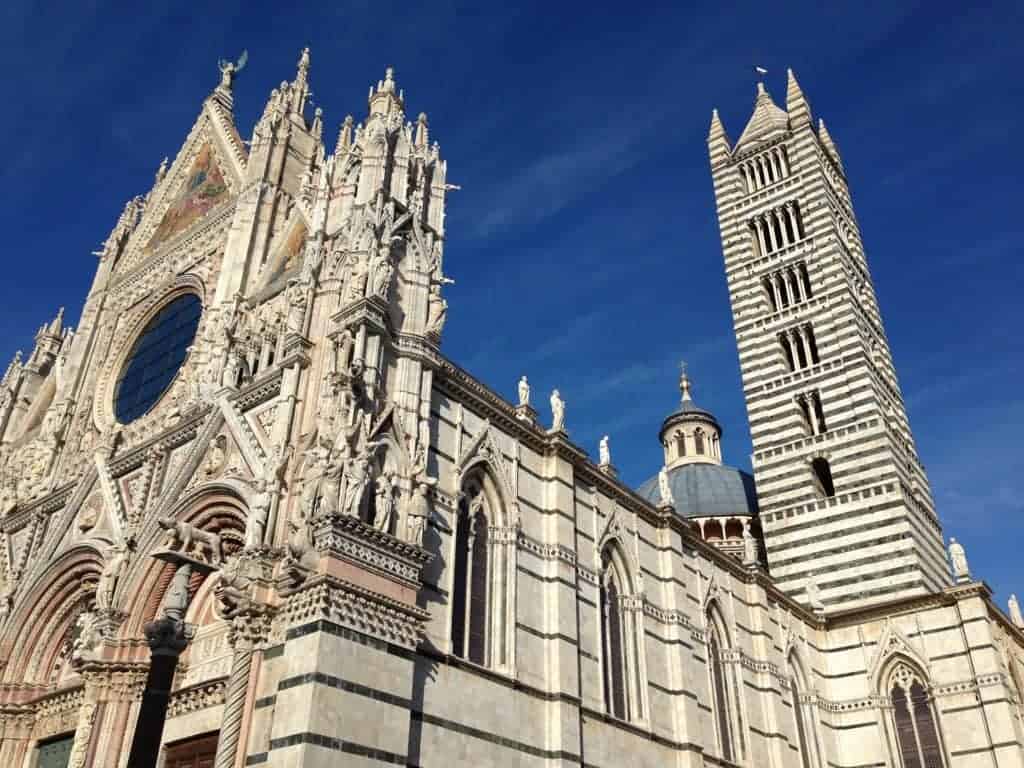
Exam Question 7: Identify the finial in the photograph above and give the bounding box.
[679,361,692,402]
[298,46,310,71]
[382,67,396,92]
[155,156,169,184]
[336,115,354,154]
[415,112,429,147]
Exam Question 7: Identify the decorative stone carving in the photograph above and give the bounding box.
[404,481,432,547]
[742,524,757,567]
[1008,594,1023,628]
[599,435,611,467]
[71,610,102,664]
[425,283,447,337]
[157,517,223,566]
[95,540,132,613]
[658,465,673,507]
[949,537,969,583]
[549,389,565,433]
[805,572,825,613]
[518,375,530,407]
[373,471,398,534]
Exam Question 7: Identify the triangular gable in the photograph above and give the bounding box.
[869,619,930,692]
[116,101,245,273]
[144,143,230,253]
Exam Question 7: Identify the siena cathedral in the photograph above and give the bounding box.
[0,49,1021,768]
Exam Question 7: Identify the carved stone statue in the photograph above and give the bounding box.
[405,482,432,547]
[373,472,397,534]
[1009,594,1023,628]
[658,466,673,507]
[161,564,193,621]
[95,541,131,613]
[214,557,254,620]
[340,442,381,520]
[805,573,825,612]
[948,537,969,582]
[222,346,243,389]
[286,511,316,572]
[299,445,329,520]
[157,517,223,566]
[599,435,611,466]
[286,280,307,336]
[518,376,530,407]
[246,479,273,550]
[71,610,102,663]
[425,284,447,336]
[549,390,565,432]
[369,247,393,298]
[345,254,369,303]
[742,525,757,567]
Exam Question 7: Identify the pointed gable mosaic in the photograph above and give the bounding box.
[146,144,229,253]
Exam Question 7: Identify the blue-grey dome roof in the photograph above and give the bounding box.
[637,463,759,519]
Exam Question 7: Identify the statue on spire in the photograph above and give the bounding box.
[217,49,248,92]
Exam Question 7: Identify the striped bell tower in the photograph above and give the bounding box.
[708,70,948,611]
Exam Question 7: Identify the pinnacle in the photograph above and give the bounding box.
[786,67,811,121]
[707,109,731,150]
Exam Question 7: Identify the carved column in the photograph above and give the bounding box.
[212,555,274,768]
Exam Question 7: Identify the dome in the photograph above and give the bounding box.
[637,463,759,519]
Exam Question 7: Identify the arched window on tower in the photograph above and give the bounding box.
[763,277,778,312]
[694,429,706,455]
[811,457,835,497]
[707,606,742,761]
[886,662,948,768]
[676,432,686,458]
[780,333,796,372]
[600,542,645,722]
[450,470,516,671]
[800,263,813,299]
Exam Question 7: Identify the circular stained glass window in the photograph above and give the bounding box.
[114,294,202,424]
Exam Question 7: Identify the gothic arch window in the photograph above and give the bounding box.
[450,468,515,672]
[676,432,686,457]
[811,458,835,497]
[694,429,705,455]
[599,541,646,722]
[788,652,820,768]
[707,605,742,761]
[885,661,948,768]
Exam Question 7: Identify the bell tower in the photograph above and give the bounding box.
[708,70,947,611]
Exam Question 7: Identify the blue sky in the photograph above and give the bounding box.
[1,2,1021,599]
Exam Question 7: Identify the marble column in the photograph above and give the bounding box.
[126,564,194,768]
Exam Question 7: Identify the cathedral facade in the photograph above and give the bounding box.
[0,52,1022,768]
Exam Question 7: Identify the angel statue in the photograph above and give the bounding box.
[218,49,249,90]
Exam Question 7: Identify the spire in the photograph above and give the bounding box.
[707,109,732,165]
[293,47,311,116]
[679,364,693,403]
[335,115,354,155]
[47,307,65,337]
[818,118,843,169]
[786,68,812,126]
[415,112,429,148]
[368,67,405,118]
[733,82,789,153]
